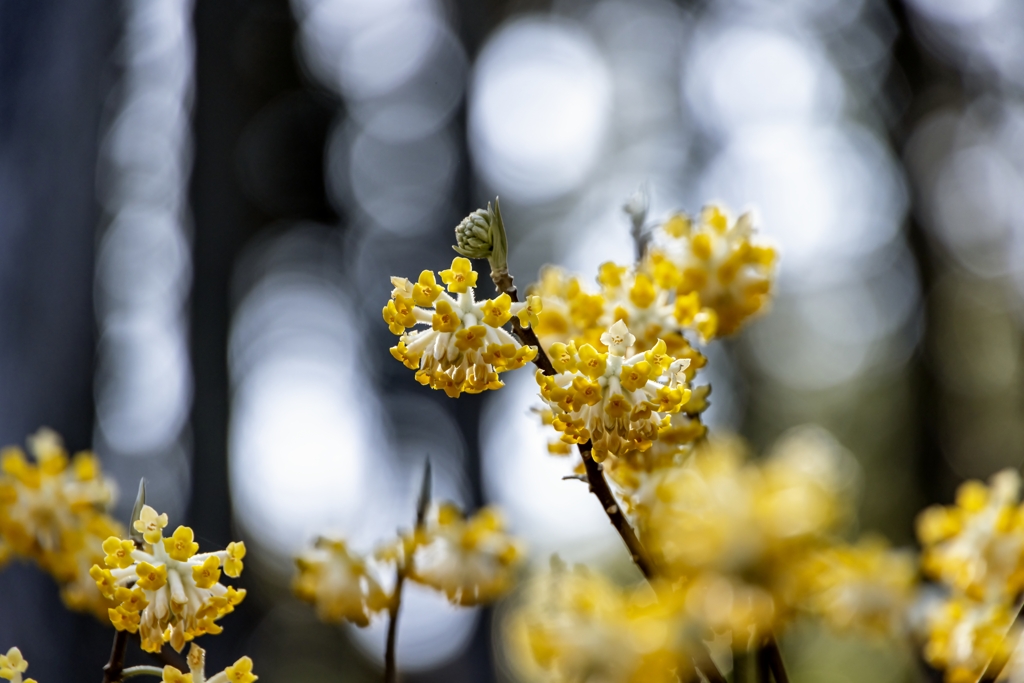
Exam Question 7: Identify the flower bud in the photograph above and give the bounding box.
[453,199,508,272]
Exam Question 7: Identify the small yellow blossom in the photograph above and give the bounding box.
[0,647,35,683]
[439,257,478,293]
[408,503,522,606]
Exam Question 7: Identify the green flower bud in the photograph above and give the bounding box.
[453,199,508,273]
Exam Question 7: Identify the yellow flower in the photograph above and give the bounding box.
[0,647,35,683]
[481,293,513,327]
[136,562,168,591]
[412,270,443,306]
[134,505,169,545]
[439,257,478,293]
[516,295,543,327]
[193,556,222,589]
[225,541,246,578]
[224,657,258,683]
[164,526,199,562]
[103,537,136,569]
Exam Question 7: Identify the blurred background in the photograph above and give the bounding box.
[1,0,1022,680]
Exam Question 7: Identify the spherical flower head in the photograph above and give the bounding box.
[505,562,688,683]
[648,204,777,337]
[293,538,389,627]
[921,596,1016,683]
[408,503,522,606]
[917,469,1024,602]
[385,258,539,398]
[791,536,915,637]
[536,321,691,462]
[91,505,247,652]
[0,429,123,621]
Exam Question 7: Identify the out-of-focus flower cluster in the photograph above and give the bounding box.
[90,505,247,652]
[506,428,917,682]
[916,470,1024,682]
[0,429,123,620]
[294,501,522,625]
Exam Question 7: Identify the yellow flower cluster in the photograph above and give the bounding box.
[507,562,688,683]
[916,470,1024,681]
[89,505,247,652]
[295,502,522,624]
[160,643,257,683]
[647,206,776,337]
[0,648,35,683]
[384,257,539,397]
[664,430,917,642]
[536,320,692,462]
[294,538,389,627]
[0,429,123,619]
[408,503,522,606]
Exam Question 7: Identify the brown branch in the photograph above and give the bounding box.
[491,269,556,377]
[577,441,653,578]
[758,636,790,683]
[101,630,130,683]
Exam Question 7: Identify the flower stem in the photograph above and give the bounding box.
[120,666,164,679]
[490,270,556,377]
[384,568,407,683]
[577,442,653,578]
[756,636,789,683]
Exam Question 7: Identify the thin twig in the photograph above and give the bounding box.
[384,569,407,683]
[141,642,187,671]
[101,630,131,683]
[491,270,556,377]
[577,441,653,578]
[759,636,790,683]
[120,666,164,679]
[693,646,728,683]
[979,596,1024,683]
[756,643,772,683]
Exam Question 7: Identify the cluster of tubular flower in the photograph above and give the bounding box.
[384,257,539,398]
[536,320,692,462]
[89,505,247,653]
[160,643,257,683]
[505,428,917,680]
[507,561,688,683]
[915,470,1024,682]
[0,429,124,620]
[294,501,522,625]
[634,428,917,643]
[646,205,776,337]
